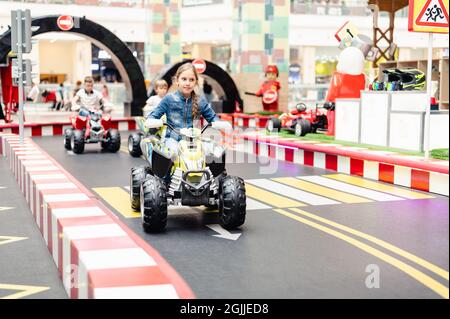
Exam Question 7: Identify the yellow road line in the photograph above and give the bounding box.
[325,174,434,199]
[0,236,27,246]
[274,208,449,299]
[245,184,306,208]
[92,187,141,218]
[273,177,372,204]
[0,284,50,299]
[289,207,449,281]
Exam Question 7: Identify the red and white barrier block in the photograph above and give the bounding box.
[233,114,270,129]
[0,118,136,137]
[240,134,449,196]
[0,133,194,299]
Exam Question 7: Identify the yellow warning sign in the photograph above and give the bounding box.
[335,20,360,44]
[409,0,449,33]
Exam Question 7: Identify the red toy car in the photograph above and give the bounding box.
[64,108,121,154]
[266,103,329,137]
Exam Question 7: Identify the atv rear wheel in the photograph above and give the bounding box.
[294,119,311,137]
[71,130,85,154]
[128,133,142,157]
[219,176,246,230]
[266,117,281,133]
[140,176,168,232]
[64,128,73,150]
[130,166,150,211]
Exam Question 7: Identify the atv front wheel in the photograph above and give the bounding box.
[128,133,142,157]
[64,128,73,150]
[140,176,168,232]
[219,176,246,230]
[266,117,281,133]
[106,129,121,152]
[71,130,85,154]
[130,166,150,211]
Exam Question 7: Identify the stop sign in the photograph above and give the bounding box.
[192,59,206,74]
[262,90,278,104]
[57,15,74,31]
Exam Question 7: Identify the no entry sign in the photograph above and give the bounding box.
[409,0,449,33]
[57,15,74,31]
[192,59,206,74]
[262,90,278,104]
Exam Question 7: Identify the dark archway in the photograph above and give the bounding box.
[153,60,243,113]
[0,15,146,116]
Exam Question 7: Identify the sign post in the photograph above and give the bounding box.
[11,9,32,144]
[408,0,449,159]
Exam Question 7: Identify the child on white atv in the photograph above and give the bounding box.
[130,63,246,232]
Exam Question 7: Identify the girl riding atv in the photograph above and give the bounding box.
[134,63,244,232]
[146,63,223,163]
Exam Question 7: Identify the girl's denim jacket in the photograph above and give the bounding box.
[147,90,219,141]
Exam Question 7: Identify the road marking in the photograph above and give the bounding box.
[0,207,14,213]
[246,198,272,210]
[92,187,141,218]
[273,177,372,204]
[0,284,50,299]
[324,174,434,200]
[0,186,6,190]
[289,208,449,281]
[0,236,27,246]
[246,179,339,206]
[206,224,241,240]
[298,176,404,202]
[273,208,449,299]
[245,184,306,208]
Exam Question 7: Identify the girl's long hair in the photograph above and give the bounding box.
[174,63,199,119]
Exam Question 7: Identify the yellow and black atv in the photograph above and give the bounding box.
[130,119,246,233]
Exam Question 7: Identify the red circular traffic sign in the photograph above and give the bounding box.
[262,89,278,104]
[57,15,74,31]
[192,59,206,74]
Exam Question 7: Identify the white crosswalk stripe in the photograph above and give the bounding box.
[246,179,339,206]
[298,176,404,202]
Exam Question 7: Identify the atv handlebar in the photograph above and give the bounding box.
[144,119,231,137]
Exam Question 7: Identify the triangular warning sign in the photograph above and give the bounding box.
[416,0,449,27]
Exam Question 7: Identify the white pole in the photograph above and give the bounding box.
[424,32,433,159]
[17,10,24,145]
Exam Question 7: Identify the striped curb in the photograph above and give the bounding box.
[232,113,270,129]
[238,133,449,196]
[0,118,136,137]
[0,132,195,299]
